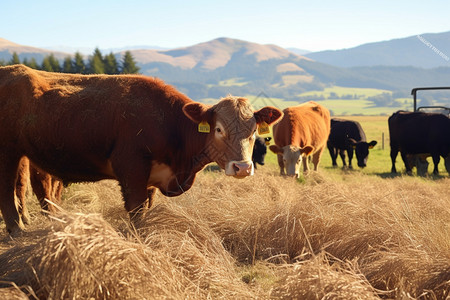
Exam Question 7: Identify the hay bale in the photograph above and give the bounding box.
[0,285,31,300]
[270,253,379,299]
[0,207,257,299]
[136,202,256,299]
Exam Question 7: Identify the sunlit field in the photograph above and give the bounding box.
[0,116,449,299]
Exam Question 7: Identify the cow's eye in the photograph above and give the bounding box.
[216,128,221,133]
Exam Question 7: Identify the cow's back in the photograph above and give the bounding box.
[273,101,330,150]
[329,118,366,149]
[0,65,193,182]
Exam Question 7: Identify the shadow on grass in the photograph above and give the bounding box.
[373,171,448,180]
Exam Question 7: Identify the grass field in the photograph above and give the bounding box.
[261,115,448,176]
[297,86,392,99]
[235,85,416,115]
[0,116,449,299]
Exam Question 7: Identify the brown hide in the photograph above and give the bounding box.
[269,101,330,177]
[15,157,63,224]
[0,65,283,233]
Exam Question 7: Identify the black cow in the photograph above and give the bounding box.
[252,137,272,169]
[327,118,377,168]
[389,111,450,175]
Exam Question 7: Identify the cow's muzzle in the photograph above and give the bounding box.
[226,161,254,178]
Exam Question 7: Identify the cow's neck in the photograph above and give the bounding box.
[166,123,213,193]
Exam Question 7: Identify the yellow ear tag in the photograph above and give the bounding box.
[198,121,210,133]
[258,122,270,135]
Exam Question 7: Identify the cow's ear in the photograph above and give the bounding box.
[183,102,211,123]
[300,145,314,156]
[368,140,377,149]
[269,145,283,154]
[254,106,283,125]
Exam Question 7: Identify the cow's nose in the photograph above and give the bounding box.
[233,162,253,176]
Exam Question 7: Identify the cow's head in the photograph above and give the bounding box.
[183,96,282,178]
[252,137,272,168]
[348,139,377,168]
[269,144,314,178]
[407,154,429,176]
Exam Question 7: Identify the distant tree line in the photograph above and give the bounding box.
[0,47,140,74]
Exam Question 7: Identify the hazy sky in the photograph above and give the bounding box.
[2,0,449,52]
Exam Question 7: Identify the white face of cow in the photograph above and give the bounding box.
[270,144,314,178]
[183,96,283,178]
[281,146,302,178]
[212,118,257,177]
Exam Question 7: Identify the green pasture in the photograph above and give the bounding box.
[218,78,248,87]
[201,84,418,115]
[297,86,392,98]
[260,115,448,178]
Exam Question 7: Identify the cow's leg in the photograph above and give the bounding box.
[347,148,354,169]
[112,154,151,222]
[431,154,440,175]
[30,167,59,213]
[15,158,31,225]
[146,187,157,209]
[277,154,285,175]
[311,147,324,171]
[390,147,398,173]
[328,144,338,167]
[0,155,25,234]
[339,149,347,168]
[400,151,413,175]
[52,179,64,205]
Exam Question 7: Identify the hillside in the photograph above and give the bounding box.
[2,36,450,104]
[0,38,68,62]
[305,31,450,68]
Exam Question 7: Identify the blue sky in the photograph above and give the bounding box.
[2,0,449,52]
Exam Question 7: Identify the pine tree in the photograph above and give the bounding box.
[103,52,119,74]
[28,57,39,69]
[121,51,140,74]
[41,56,54,71]
[72,52,86,74]
[63,56,73,73]
[9,52,21,65]
[88,48,105,74]
[48,54,61,72]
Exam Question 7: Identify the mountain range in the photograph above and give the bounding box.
[305,31,450,68]
[1,32,450,101]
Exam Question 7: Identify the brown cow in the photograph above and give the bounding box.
[269,101,331,178]
[15,157,63,224]
[0,65,282,234]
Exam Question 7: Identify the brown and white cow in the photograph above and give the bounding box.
[269,101,330,177]
[15,157,63,224]
[0,65,283,234]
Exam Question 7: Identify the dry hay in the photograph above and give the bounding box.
[0,284,34,300]
[0,208,254,299]
[270,253,380,300]
[0,168,449,299]
[171,170,450,298]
